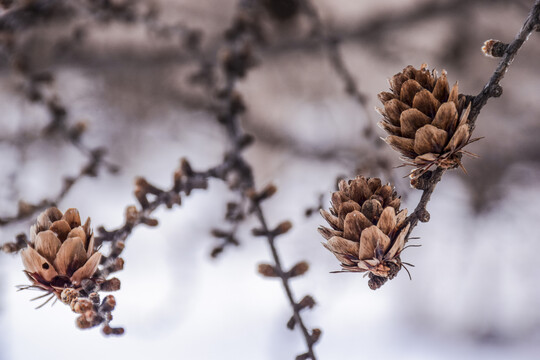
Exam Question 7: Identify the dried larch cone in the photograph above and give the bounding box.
[319,176,410,289]
[377,64,480,180]
[20,207,102,299]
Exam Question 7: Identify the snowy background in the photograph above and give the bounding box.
[1,0,540,359]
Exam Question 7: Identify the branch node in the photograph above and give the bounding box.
[418,208,431,223]
[490,84,503,98]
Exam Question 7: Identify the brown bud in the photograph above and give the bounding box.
[100,295,116,312]
[89,292,100,304]
[102,325,124,336]
[83,309,97,323]
[180,158,194,176]
[61,288,79,304]
[211,229,230,238]
[71,298,93,314]
[81,279,98,294]
[125,206,138,226]
[418,208,430,223]
[259,184,277,201]
[134,189,149,209]
[210,246,224,258]
[110,241,125,258]
[297,295,316,310]
[288,261,309,278]
[109,257,125,272]
[1,242,19,253]
[173,168,183,192]
[141,217,159,227]
[135,177,149,189]
[286,316,296,330]
[17,200,34,217]
[101,278,121,292]
[482,39,508,58]
[311,328,322,343]
[102,325,113,335]
[76,315,92,329]
[273,221,292,235]
[258,263,279,277]
[368,274,388,290]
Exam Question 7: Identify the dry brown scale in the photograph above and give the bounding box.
[319,176,410,289]
[377,64,480,182]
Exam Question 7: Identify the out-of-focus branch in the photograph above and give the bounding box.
[96,1,320,357]
[405,0,540,235]
[193,2,321,357]
[0,149,110,227]
[0,52,119,226]
[267,0,514,56]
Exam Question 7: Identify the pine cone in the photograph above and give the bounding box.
[319,177,410,289]
[21,207,101,298]
[377,64,478,179]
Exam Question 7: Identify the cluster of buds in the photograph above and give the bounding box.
[61,289,123,335]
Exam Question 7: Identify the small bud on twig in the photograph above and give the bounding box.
[102,325,125,336]
[141,217,159,227]
[101,278,121,292]
[257,263,279,277]
[211,229,230,238]
[310,328,322,344]
[287,261,309,278]
[297,295,316,311]
[134,178,150,209]
[482,39,508,57]
[100,295,116,312]
[286,316,296,330]
[418,208,430,223]
[89,292,100,304]
[108,257,125,273]
[125,205,139,226]
[76,315,92,329]
[210,246,224,258]
[273,220,292,236]
[110,241,125,258]
[71,298,93,314]
[61,288,79,304]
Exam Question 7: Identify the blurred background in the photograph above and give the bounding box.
[1,0,540,359]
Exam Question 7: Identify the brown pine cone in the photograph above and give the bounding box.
[20,207,101,298]
[319,176,410,289]
[377,64,479,180]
